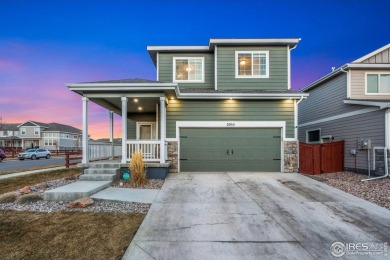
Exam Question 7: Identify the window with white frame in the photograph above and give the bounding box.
[2,131,7,136]
[306,129,321,143]
[236,51,269,78]
[20,128,26,135]
[34,128,39,135]
[44,139,57,146]
[173,57,204,82]
[366,73,390,94]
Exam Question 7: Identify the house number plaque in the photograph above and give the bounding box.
[226,123,236,126]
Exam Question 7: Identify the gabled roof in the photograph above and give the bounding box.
[302,42,390,92]
[18,121,49,128]
[43,123,81,134]
[148,38,301,65]
[16,121,81,133]
[1,124,20,131]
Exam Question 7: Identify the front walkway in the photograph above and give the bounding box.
[123,172,390,259]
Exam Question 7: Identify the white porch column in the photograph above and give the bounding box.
[109,111,114,159]
[82,97,89,164]
[160,97,166,163]
[121,97,128,164]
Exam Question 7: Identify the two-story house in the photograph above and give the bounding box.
[0,124,21,148]
[67,38,308,173]
[298,43,390,175]
[0,121,82,150]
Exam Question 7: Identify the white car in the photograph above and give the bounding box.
[18,149,51,160]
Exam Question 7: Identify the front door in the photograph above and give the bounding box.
[139,124,152,140]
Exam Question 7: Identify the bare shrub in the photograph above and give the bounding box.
[129,151,147,188]
[16,193,43,204]
[0,192,18,203]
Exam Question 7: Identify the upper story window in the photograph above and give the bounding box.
[34,128,39,135]
[20,128,26,135]
[2,131,7,136]
[366,73,390,94]
[235,51,269,78]
[173,57,204,83]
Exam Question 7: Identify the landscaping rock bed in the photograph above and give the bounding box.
[306,171,390,210]
[0,175,153,213]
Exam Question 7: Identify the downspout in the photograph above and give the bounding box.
[340,66,350,98]
[362,108,390,181]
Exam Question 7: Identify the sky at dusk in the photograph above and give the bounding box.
[1,0,390,139]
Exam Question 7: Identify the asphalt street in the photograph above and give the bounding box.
[0,157,65,172]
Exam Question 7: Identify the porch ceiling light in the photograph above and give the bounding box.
[133,98,139,103]
[138,107,143,111]
[170,97,175,100]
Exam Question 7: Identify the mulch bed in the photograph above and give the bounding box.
[308,171,390,210]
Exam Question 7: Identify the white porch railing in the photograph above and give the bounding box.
[126,140,163,162]
[89,142,122,161]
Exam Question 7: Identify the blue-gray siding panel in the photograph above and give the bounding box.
[298,109,385,171]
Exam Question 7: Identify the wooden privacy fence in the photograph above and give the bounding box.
[65,151,82,168]
[299,141,344,175]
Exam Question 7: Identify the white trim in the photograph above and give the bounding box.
[347,63,390,69]
[156,52,159,81]
[352,43,390,63]
[343,99,390,109]
[147,46,209,51]
[172,57,205,83]
[136,122,155,140]
[365,71,390,95]
[235,51,269,78]
[121,97,128,164]
[156,104,159,140]
[82,97,89,164]
[287,46,291,90]
[347,69,351,98]
[299,107,380,127]
[159,97,166,163]
[306,128,321,143]
[175,121,287,172]
[214,45,218,90]
[67,84,176,88]
[165,138,178,142]
[209,38,300,47]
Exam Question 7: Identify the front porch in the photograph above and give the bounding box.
[77,84,174,171]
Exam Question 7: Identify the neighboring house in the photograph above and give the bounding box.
[67,38,308,173]
[0,121,82,150]
[298,43,390,175]
[0,124,21,148]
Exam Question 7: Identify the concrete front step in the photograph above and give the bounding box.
[84,168,119,175]
[79,173,117,181]
[88,163,121,169]
[91,187,159,204]
[44,181,111,201]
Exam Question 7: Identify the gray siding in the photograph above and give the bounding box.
[20,126,42,138]
[298,109,385,171]
[217,46,288,90]
[158,53,214,89]
[166,99,295,138]
[350,69,390,100]
[298,74,363,124]
[127,113,156,139]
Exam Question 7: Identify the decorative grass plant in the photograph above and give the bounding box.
[129,150,147,188]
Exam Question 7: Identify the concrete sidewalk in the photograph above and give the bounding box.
[123,172,390,259]
[0,166,66,180]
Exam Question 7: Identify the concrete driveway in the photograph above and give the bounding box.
[123,173,390,259]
